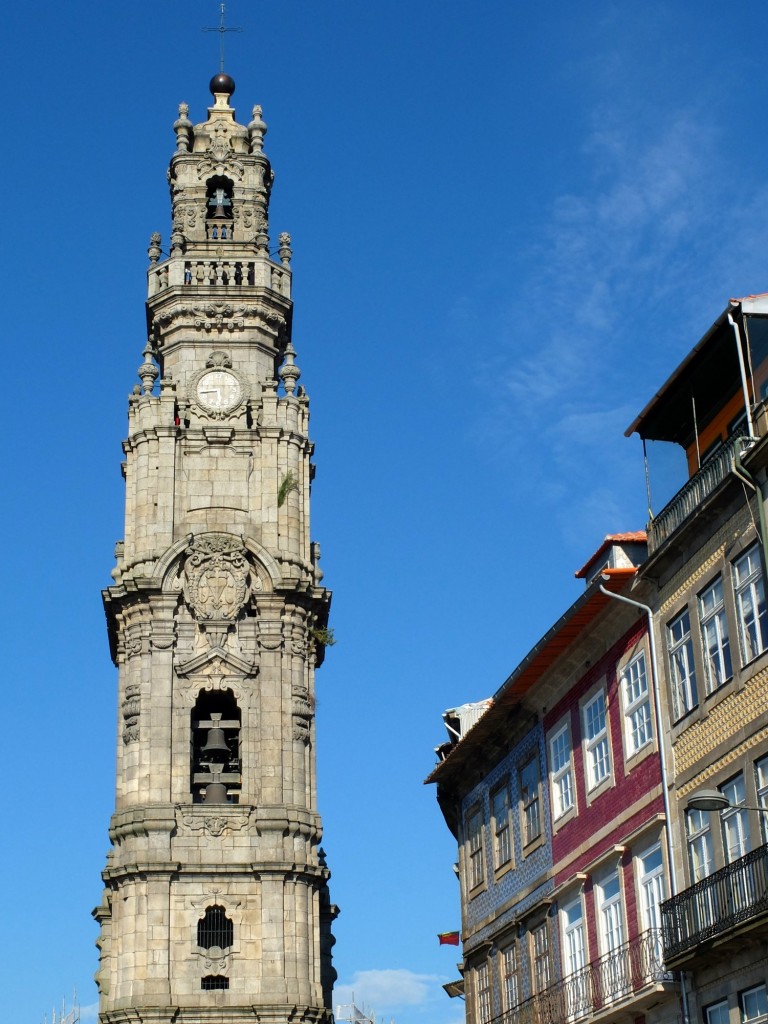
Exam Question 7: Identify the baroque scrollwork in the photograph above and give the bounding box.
[183,534,251,623]
[178,809,251,837]
[122,683,141,744]
[292,682,313,744]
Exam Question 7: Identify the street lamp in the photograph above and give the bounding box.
[686,788,768,814]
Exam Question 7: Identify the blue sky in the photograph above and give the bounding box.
[5,2,768,1023]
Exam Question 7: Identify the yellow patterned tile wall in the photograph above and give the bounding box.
[675,665,768,774]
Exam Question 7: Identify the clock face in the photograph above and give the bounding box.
[196,369,242,411]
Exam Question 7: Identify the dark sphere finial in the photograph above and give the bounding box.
[210,73,236,97]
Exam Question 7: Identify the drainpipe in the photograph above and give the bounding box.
[598,580,691,1024]
[728,312,755,439]
[733,448,768,576]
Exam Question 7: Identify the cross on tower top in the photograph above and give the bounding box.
[203,2,244,73]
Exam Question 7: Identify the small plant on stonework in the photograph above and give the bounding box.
[277,470,299,507]
[311,627,336,648]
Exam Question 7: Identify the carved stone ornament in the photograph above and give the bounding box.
[122,683,141,744]
[183,534,251,623]
[156,303,285,333]
[178,809,251,837]
[292,682,312,744]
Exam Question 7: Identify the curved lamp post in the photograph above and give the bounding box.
[686,788,768,814]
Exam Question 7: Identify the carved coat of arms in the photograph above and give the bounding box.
[183,535,251,622]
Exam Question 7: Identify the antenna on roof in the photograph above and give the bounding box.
[203,2,244,73]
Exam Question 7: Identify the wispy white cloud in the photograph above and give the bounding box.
[334,968,446,1016]
[466,81,768,545]
[79,1004,99,1021]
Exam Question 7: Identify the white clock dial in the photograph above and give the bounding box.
[196,369,242,411]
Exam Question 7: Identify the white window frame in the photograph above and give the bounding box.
[583,690,611,791]
[699,576,733,693]
[520,755,542,847]
[756,754,768,844]
[549,723,574,819]
[501,944,519,1012]
[740,985,768,1024]
[667,608,698,720]
[686,807,714,882]
[491,782,512,870]
[637,842,665,933]
[596,871,625,956]
[720,774,750,864]
[530,921,551,995]
[475,961,492,1024]
[466,805,485,890]
[734,545,768,665]
[621,651,653,757]
[706,1001,731,1024]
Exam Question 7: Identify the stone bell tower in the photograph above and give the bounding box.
[93,73,337,1024]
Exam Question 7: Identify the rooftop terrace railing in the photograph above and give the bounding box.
[647,433,752,554]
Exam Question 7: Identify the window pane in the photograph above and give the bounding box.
[734,546,768,664]
[741,985,768,1023]
[667,610,698,719]
[699,577,733,693]
[521,757,541,844]
[475,962,492,1024]
[550,727,574,818]
[492,785,512,867]
[706,1001,730,1024]
[502,945,519,1011]
[467,808,485,888]
[623,652,652,755]
[584,692,611,789]
[720,774,750,863]
[756,756,768,844]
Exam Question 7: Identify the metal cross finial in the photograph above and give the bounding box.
[203,2,244,73]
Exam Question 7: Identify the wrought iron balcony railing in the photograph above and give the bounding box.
[661,842,768,963]
[647,433,752,554]
[492,929,671,1024]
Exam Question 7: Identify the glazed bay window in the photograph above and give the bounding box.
[520,756,542,845]
[622,652,652,756]
[699,576,732,693]
[550,725,574,819]
[466,806,485,890]
[734,545,768,664]
[667,609,698,719]
[491,783,512,869]
[583,691,610,790]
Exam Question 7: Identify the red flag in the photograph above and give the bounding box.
[438,931,460,946]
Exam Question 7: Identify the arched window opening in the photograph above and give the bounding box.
[198,905,234,950]
[191,689,241,803]
[201,976,229,990]
[206,175,234,240]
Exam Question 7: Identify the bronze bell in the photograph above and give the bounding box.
[201,725,230,762]
[203,781,229,804]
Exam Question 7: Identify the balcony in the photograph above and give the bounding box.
[493,930,672,1024]
[647,432,752,554]
[661,842,768,966]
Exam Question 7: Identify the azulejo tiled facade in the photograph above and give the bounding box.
[430,297,768,1024]
[93,73,337,1024]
